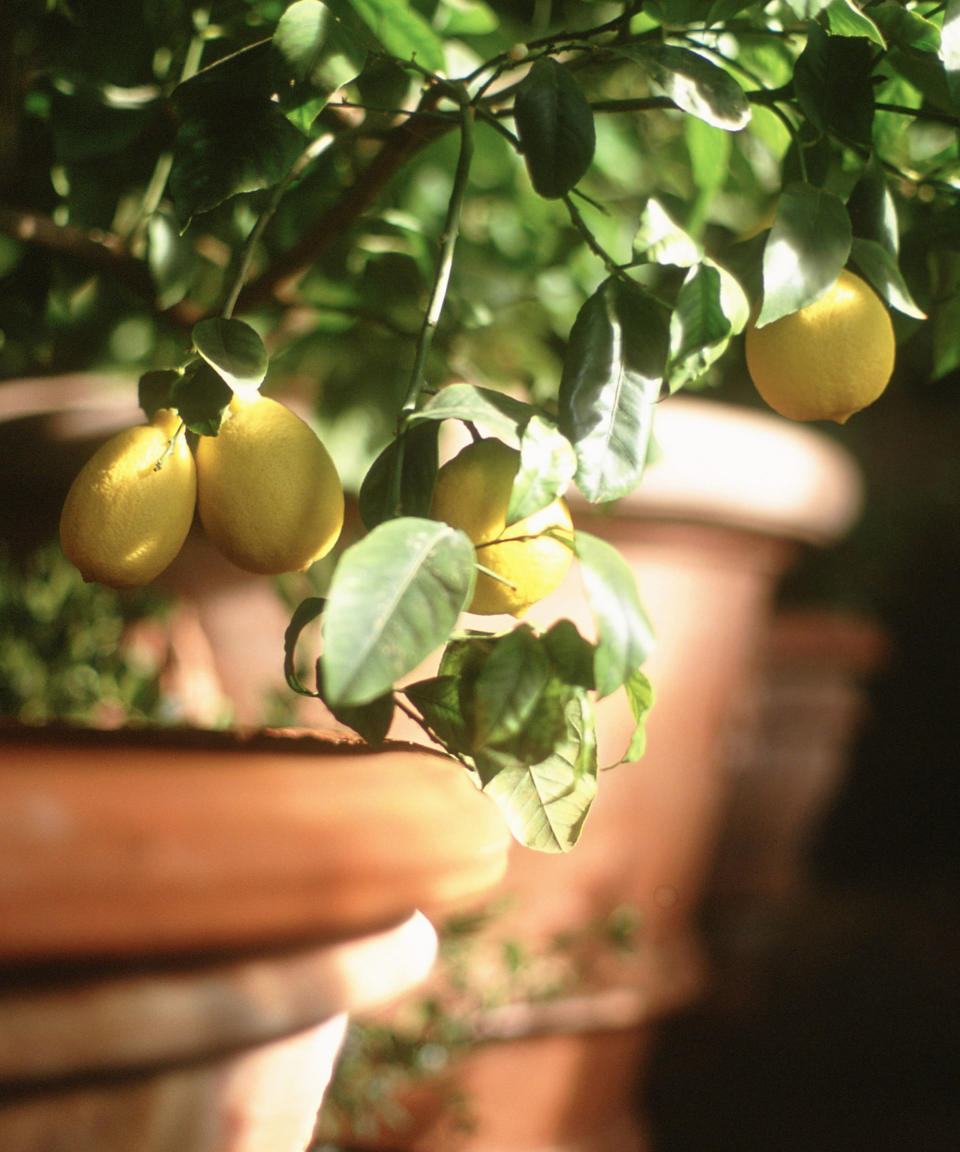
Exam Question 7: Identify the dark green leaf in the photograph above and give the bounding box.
[542,619,597,690]
[931,291,960,380]
[413,382,537,443]
[138,370,180,420]
[871,3,940,54]
[328,693,395,745]
[847,153,899,256]
[756,183,852,327]
[513,57,596,198]
[850,237,926,319]
[283,596,327,696]
[321,518,475,706]
[943,0,960,113]
[574,530,655,699]
[402,673,469,750]
[825,0,885,46]
[559,278,668,502]
[171,360,233,436]
[507,416,577,526]
[171,41,278,118]
[326,0,446,73]
[794,20,875,145]
[192,318,268,393]
[620,44,751,130]
[358,422,440,530]
[170,102,305,222]
[481,690,598,853]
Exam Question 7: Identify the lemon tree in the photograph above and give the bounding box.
[9,1,958,849]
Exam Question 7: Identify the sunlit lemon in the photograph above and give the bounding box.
[745,269,895,424]
[59,408,196,588]
[195,392,344,574]
[430,437,574,616]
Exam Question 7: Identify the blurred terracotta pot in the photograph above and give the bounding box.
[0,725,510,1152]
[326,397,864,1152]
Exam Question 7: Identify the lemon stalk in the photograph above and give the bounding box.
[391,86,475,515]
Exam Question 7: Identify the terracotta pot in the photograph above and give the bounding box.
[0,725,510,1152]
[326,397,864,1152]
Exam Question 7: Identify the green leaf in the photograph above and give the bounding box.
[328,693,396,745]
[620,44,751,130]
[283,595,326,696]
[794,20,875,145]
[326,0,446,73]
[541,619,597,691]
[871,3,940,54]
[273,0,364,119]
[192,318,268,393]
[931,290,960,380]
[633,198,702,267]
[782,0,832,17]
[825,0,885,46]
[507,415,577,526]
[402,673,469,750]
[846,153,899,256]
[850,237,926,319]
[666,261,739,392]
[622,668,655,763]
[358,421,440,530]
[170,102,305,222]
[413,382,537,443]
[171,360,234,436]
[559,278,668,503]
[942,0,960,113]
[138,369,180,420]
[433,0,499,36]
[574,530,655,699]
[756,183,852,327]
[321,518,475,706]
[513,57,596,199]
[481,691,598,853]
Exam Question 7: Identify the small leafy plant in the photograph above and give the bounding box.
[4,0,956,850]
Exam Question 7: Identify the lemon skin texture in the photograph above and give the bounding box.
[59,408,197,589]
[195,393,344,575]
[745,269,895,424]
[430,438,574,617]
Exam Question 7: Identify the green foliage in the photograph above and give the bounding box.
[4,0,960,849]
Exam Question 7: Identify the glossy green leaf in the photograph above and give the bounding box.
[192,318,268,393]
[507,415,577,526]
[851,238,926,319]
[574,530,655,699]
[847,153,899,256]
[358,421,440,530]
[480,690,598,853]
[825,0,885,46]
[633,198,702,267]
[171,360,233,436]
[273,0,363,115]
[621,44,751,131]
[666,261,737,392]
[756,183,852,327]
[414,382,537,444]
[872,4,939,54]
[138,369,180,420]
[326,0,446,73]
[942,0,960,113]
[794,20,875,145]
[559,277,668,503]
[622,668,655,763]
[513,57,596,199]
[321,518,475,706]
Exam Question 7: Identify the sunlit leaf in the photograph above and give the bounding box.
[851,238,926,319]
[871,3,939,53]
[756,183,852,327]
[622,668,655,763]
[507,415,577,526]
[414,382,537,443]
[321,518,475,706]
[825,0,885,47]
[514,57,596,199]
[574,530,655,699]
[326,0,446,72]
[620,44,751,130]
[633,198,702,267]
[559,278,668,502]
[942,0,960,113]
[192,318,268,393]
[666,261,735,392]
[433,0,499,35]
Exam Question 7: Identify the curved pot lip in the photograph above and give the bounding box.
[0,722,510,963]
[570,396,864,547]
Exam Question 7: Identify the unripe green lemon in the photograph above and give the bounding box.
[430,438,574,617]
[745,269,895,424]
[59,408,197,588]
[195,393,344,574]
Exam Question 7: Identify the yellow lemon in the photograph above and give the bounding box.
[195,393,344,574]
[59,408,196,588]
[745,269,895,424]
[430,437,574,617]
